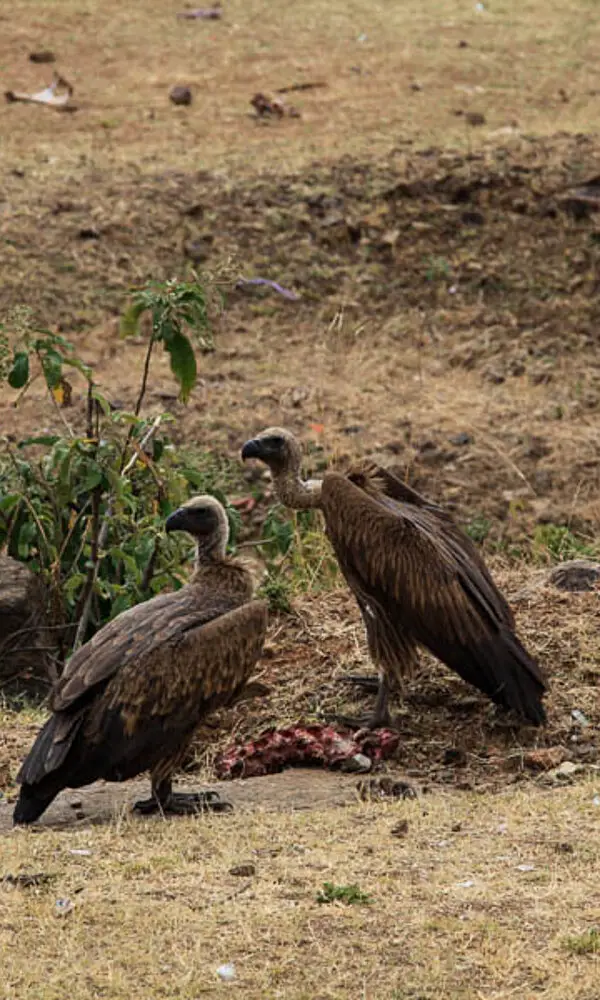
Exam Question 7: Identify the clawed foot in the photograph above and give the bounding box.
[133,790,233,816]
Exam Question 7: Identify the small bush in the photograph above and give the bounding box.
[0,281,235,672]
[316,882,373,905]
[564,927,600,956]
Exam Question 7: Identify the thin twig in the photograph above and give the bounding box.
[120,333,155,470]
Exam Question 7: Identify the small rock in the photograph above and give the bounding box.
[458,40,469,48]
[483,368,505,385]
[410,81,422,92]
[391,819,409,838]
[55,898,73,918]
[465,111,486,127]
[457,879,475,888]
[78,226,100,240]
[448,432,472,447]
[516,863,535,872]
[555,842,574,854]
[451,822,462,832]
[571,709,590,728]
[357,776,416,801]
[547,560,600,592]
[523,747,567,772]
[29,50,56,64]
[229,863,255,877]
[342,424,363,435]
[216,963,236,982]
[170,85,193,106]
[442,747,467,767]
[549,761,583,783]
[341,753,372,774]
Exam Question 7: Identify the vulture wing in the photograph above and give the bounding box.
[82,599,269,780]
[52,588,232,713]
[348,460,514,627]
[18,596,267,786]
[321,473,546,724]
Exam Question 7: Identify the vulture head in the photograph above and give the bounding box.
[241,427,321,509]
[241,427,302,475]
[166,494,229,559]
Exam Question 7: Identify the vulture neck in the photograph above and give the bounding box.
[273,470,322,510]
[193,536,227,570]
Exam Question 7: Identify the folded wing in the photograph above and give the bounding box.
[321,472,546,724]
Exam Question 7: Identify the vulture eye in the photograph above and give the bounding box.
[263,435,285,451]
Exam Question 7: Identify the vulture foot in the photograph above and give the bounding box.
[341,674,380,694]
[133,789,233,816]
[334,674,392,730]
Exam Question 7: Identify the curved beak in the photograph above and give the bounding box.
[241,438,263,461]
[165,507,190,534]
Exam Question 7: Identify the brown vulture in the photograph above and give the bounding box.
[241,427,547,729]
[13,496,268,825]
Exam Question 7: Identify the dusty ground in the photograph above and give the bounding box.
[1,1,600,997]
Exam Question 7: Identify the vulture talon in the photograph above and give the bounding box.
[241,427,547,730]
[132,795,162,816]
[12,496,268,827]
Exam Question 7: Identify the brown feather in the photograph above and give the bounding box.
[320,472,547,724]
[14,507,268,823]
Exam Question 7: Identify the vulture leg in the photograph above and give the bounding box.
[133,778,232,816]
[332,675,393,731]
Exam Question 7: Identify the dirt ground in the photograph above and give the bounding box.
[1,1,600,997]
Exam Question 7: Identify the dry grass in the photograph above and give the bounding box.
[2,781,600,999]
[2,1,600,997]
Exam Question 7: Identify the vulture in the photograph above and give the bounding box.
[13,495,268,825]
[241,428,547,729]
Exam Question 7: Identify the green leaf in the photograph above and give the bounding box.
[91,390,112,417]
[163,331,197,402]
[74,465,104,496]
[18,435,61,448]
[41,349,63,389]
[17,520,36,558]
[181,467,206,489]
[8,351,29,389]
[0,493,22,514]
[120,300,147,338]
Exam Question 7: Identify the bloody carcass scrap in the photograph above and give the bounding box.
[214,724,399,779]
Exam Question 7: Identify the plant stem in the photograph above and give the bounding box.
[71,415,163,653]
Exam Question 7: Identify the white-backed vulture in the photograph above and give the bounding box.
[241,428,547,729]
[13,496,268,825]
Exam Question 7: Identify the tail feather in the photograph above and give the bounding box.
[17,712,83,785]
[13,783,60,826]
[448,628,547,725]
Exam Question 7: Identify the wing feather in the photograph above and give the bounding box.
[52,589,243,713]
[321,473,546,723]
[18,599,268,787]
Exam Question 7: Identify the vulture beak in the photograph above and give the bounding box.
[241,438,263,461]
[165,507,191,534]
